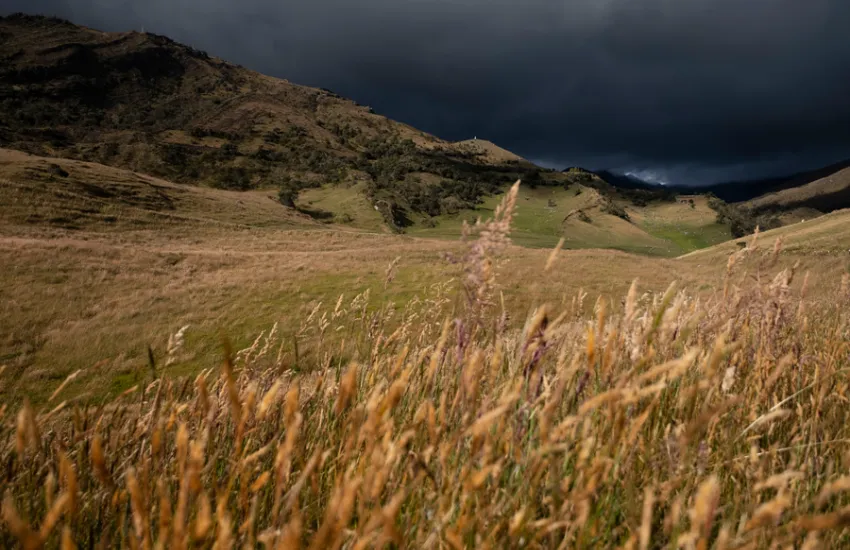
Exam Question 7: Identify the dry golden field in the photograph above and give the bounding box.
[3,153,850,548]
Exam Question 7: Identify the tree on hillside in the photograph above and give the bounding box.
[525,169,543,189]
[278,176,300,208]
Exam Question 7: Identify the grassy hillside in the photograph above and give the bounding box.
[680,207,850,302]
[631,195,732,251]
[7,138,850,404]
[451,138,526,164]
[744,165,850,214]
[5,147,847,405]
[2,145,731,256]
[0,148,308,232]
[683,207,850,263]
[0,13,545,231]
[401,186,731,255]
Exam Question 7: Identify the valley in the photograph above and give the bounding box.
[1,148,723,402]
[2,145,848,405]
[2,11,850,549]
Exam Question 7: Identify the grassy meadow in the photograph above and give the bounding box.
[304,184,733,256]
[1,149,734,403]
[3,159,850,547]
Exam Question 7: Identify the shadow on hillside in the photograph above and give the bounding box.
[296,206,334,220]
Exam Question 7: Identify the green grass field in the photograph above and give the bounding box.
[408,186,731,255]
[298,182,387,232]
[635,197,733,254]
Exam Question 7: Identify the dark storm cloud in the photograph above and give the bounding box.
[5,0,850,184]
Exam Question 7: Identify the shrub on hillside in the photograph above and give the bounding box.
[708,195,781,238]
[601,198,630,221]
[47,163,69,178]
[439,195,465,215]
[212,166,251,190]
[525,169,543,189]
[277,184,298,208]
[220,142,239,158]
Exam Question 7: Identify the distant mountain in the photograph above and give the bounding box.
[592,160,850,218]
[593,170,662,191]
[743,163,850,214]
[701,159,850,203]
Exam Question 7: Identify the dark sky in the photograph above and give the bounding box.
[4,0,850,185]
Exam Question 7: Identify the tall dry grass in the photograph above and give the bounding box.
[2,183,850,548]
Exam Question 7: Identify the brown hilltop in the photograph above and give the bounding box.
[0,13,531,197]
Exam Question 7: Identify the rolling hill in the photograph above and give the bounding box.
[451,138,527,164]
[0,13,544,230]
[704,158,850,203]
[2,140,846,403]
[682,207,850,261]
[1,145,704,399]
[0,145,730,253]
[0,147,309,233]
[591,161,850,235]
[743,164,850,215]
[3,13,846,244]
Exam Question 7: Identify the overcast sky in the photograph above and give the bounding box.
[4,0,850,185]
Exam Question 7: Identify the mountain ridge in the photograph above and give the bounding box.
[703,158,850,203]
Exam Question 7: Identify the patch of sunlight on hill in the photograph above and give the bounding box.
[298,182,387,232]
[407,186,725,256]
[631,196,732,255]
[407,186,589,247]
[682,208,850,262]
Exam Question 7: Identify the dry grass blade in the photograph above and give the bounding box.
[48,369,83,402]
[544,237,565,273]
[639,486,655,550]
[739,409,792,438]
